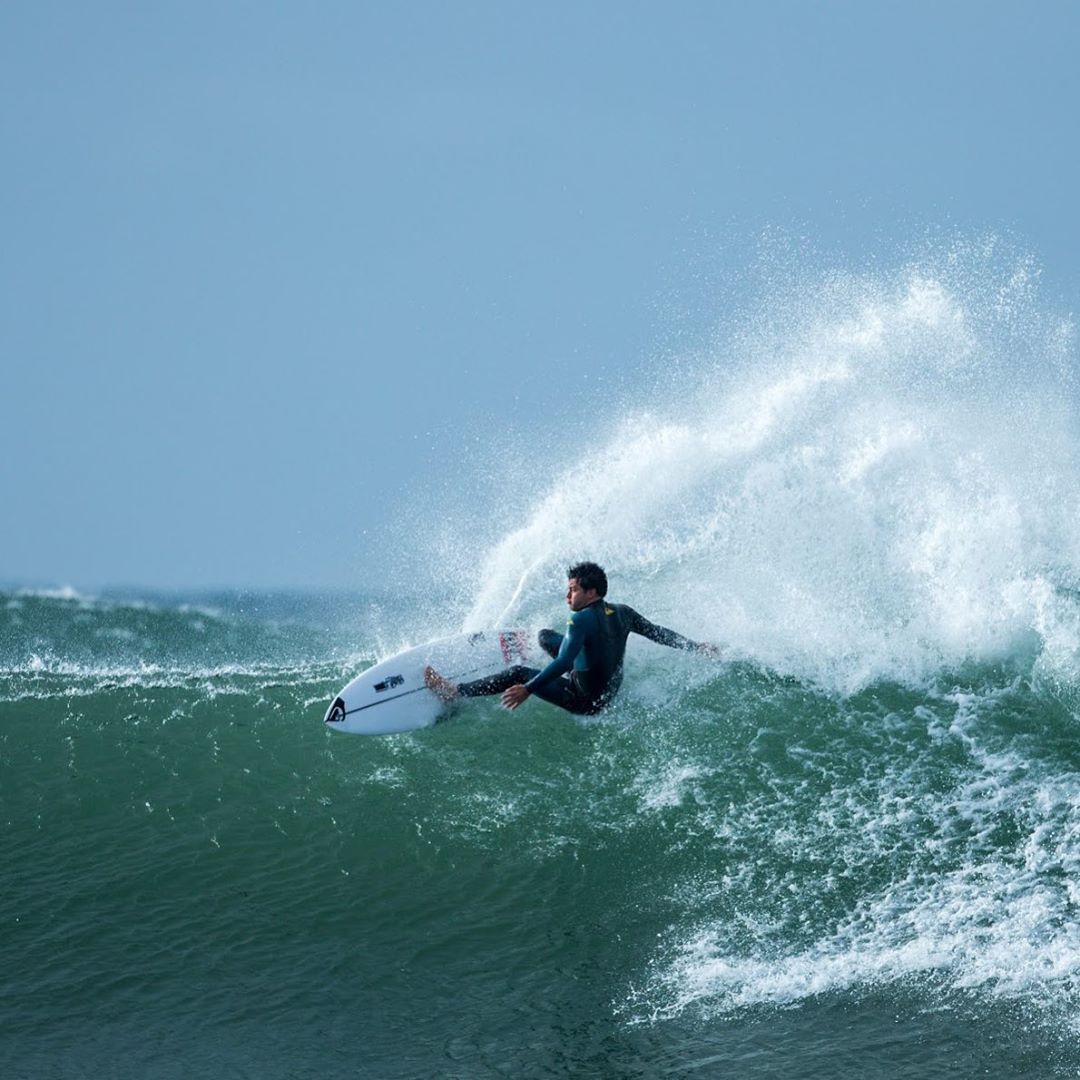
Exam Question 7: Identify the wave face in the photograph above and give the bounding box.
[5,245,1080,1077]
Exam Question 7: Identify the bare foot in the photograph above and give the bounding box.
[424,665,459,703]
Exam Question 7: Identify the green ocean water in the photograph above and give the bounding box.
[4,588,1080,1079]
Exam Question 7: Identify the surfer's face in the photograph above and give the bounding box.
[566,578,599,611]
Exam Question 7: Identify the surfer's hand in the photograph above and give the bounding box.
[501,684,531,710]
[696,643,723,659]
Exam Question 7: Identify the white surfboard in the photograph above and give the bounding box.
[324,629,543,735]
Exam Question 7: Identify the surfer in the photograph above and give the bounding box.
[424,561,720,715]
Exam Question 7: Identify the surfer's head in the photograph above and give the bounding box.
[566,562,607,610]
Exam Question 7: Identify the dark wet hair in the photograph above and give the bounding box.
[567,561,608,597]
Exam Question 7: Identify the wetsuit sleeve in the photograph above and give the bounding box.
[626,608,700,651]
[524,612,588,691]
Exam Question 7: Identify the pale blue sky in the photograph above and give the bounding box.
[3,2,1079,588]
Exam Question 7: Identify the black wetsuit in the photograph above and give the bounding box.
[455,599,702,715]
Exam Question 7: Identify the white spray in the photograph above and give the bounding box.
[463,242,1080,692]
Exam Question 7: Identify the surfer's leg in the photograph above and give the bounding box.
[538,628,563,659]
[529,676,603,716]
[456,665,540,698]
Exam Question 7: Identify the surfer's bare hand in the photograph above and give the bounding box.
[696,643,723,659]
[501,684,531,710]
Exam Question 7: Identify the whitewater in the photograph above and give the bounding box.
[463,242,1080,693]
[4,241,1080,1078]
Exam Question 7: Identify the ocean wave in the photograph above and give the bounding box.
[454,240,1080,695]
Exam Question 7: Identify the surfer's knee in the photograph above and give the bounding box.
[538,628,562,658]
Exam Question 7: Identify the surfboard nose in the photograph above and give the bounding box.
[324,697,346,725]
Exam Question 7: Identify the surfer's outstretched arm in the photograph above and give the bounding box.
[627,609,721,656]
